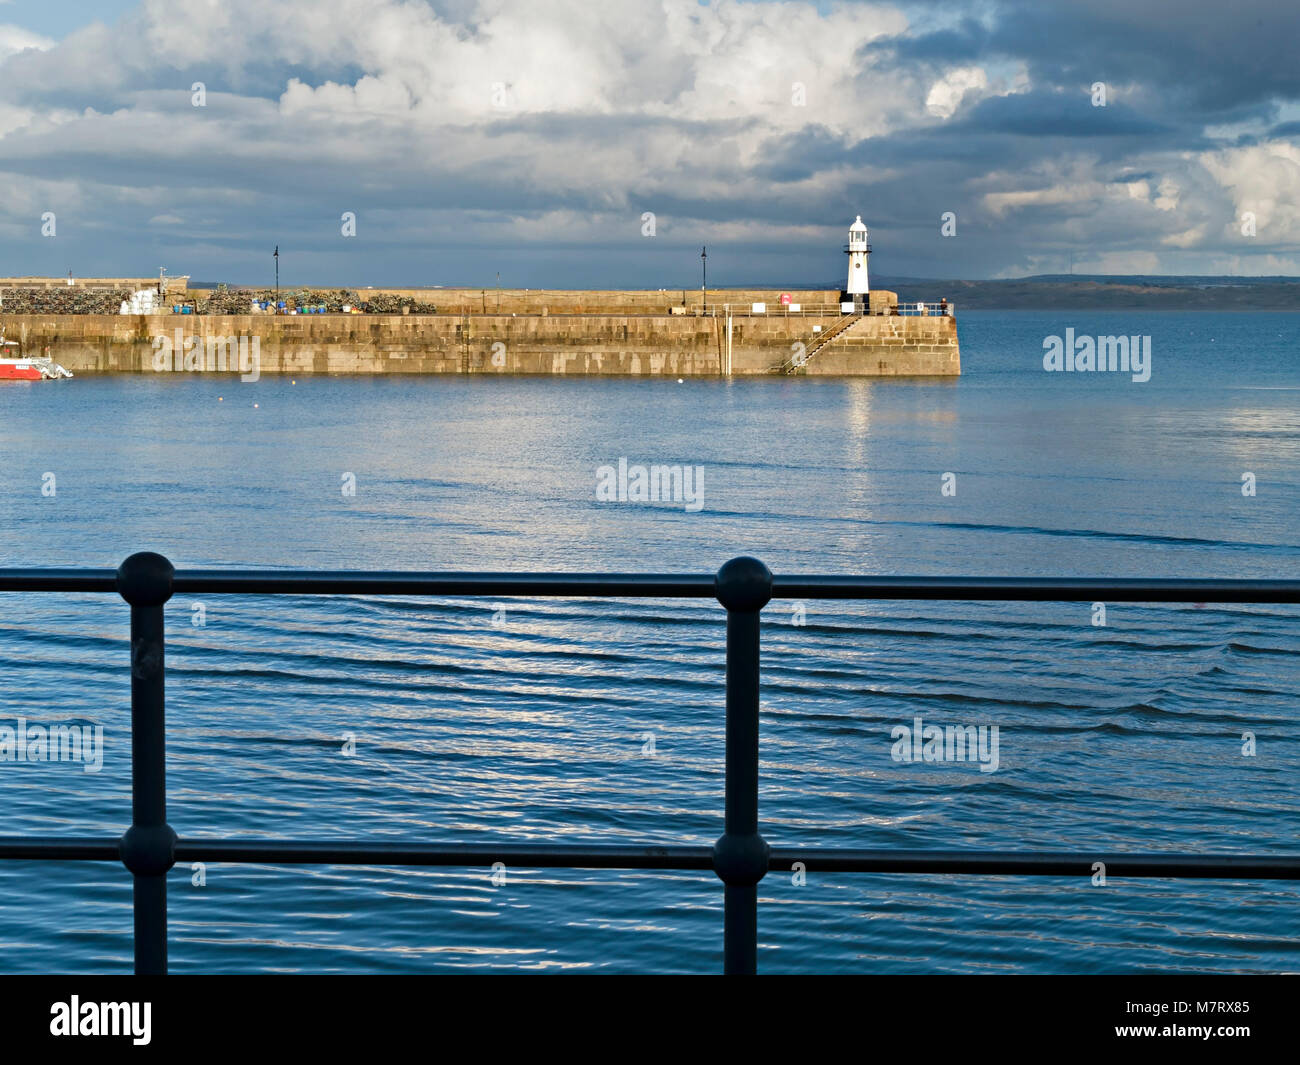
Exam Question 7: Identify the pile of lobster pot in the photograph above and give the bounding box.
[200,288,438,315]
[0,287,134,314]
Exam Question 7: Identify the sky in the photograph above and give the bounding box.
[0,0,1297,288]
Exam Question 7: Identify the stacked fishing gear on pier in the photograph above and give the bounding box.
[354,292,439,314]
[0,287,135,314]
[0,283,439,315]
[202,288,438,314]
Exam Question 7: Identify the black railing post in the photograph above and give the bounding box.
[713,556,773,974]
[116,552,178,976]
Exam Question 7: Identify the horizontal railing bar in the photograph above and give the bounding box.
[0,570,719,598]
[771,576,1300,603]
[0,838,714,868]
[0,838,120,860]
[4,838,1298,880]
[169,571,720,597]
[0,569,1296,603]
[171,841,716,867]
[0,569,117,592]
[767,849,1300,878]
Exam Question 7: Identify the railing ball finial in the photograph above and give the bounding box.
[714,556,773,613]
[119,823,178,877]
[116,552,176,606]
[713,830,770,887]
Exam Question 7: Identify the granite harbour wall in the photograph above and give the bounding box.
[2,290,959,377]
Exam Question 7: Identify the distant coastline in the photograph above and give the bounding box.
[876,275,1300,311]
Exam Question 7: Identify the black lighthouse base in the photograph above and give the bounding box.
[840,291,868,315]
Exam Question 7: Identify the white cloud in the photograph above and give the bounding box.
[925,66,987,119]
[0,22,53,62]
[1199,139,1300,241]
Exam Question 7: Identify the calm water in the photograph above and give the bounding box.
[0,309,1297,973]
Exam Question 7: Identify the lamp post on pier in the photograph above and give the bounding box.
[701,246,708,315]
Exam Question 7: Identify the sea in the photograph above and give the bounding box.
[0,309,1297,973]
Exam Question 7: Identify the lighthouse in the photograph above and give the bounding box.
[845,216,871,301]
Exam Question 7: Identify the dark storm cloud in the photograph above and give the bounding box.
[877,0,1300,117]
[950,92,1174,139]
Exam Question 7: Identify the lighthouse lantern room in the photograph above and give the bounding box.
[844,215,871,308]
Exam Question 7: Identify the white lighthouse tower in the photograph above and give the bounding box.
[845,215,871,299]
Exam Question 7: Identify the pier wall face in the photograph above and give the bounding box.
[805,314,961,376]
[4,311,959,377]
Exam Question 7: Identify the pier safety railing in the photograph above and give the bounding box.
[894,301,955,317]
[1,553,1299,975]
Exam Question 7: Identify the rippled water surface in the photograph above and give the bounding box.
[1,309,1298,973]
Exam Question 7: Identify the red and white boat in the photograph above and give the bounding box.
[0,339,73,380]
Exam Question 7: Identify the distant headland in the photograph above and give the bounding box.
[877,275,1300,310]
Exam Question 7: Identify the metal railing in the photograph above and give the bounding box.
[1,553,1298,975]
[894,301,954,317]
[774,313,865,373]
[693,303,847,318]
